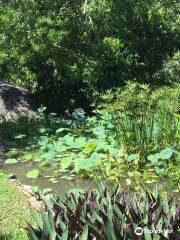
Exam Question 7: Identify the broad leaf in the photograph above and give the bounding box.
[84,142,97,154]
[5,158,18,165]
[160,148,173,160]
[26,169,39,179]
[38,136,49,146]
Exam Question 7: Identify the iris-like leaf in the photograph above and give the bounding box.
[28,184,179,239]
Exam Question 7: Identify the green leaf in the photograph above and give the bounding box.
[72,137,86,149]
[37,128,46,134]
[26,169,39,179]
[56,144,69,153]
[80,225,88,240]
[42,188,53,195]
[126,178,132,186]
[61,156,72,168]
[56,128,68,133]
[92,127,105,138]
[38,136,49,146]
[84,142,97,154]
[40,144,56,160]
[64,135,74,146]
[144,227,152,240]
[5,158,18,165]
[127,154,137,162]
[24,154,33,161]
[61,175,73,180]
[74,157,96,172]
[155,162,167,174]
[90,152,99,162]
[30,208,43,229]
[14,134,26,139]
[49,177,58,183]
[27,225,39,240]
[160,148,173,160]
[147,153,160,164]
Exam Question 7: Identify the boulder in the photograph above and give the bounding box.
[0,82,35,121]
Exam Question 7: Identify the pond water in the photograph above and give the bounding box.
[1,160,180,203]
[0,138,94,194]
[0,146,94,195]
[1,161,94,195]
[0,143,179,204]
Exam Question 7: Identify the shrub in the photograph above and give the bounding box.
[28,184,180,239]
[1,1,179,111]
[161,51,180,84]
[94,82,180,113]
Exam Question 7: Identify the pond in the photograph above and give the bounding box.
[0,161,94,195]
[0,142,94,194]
[0,141,179,203]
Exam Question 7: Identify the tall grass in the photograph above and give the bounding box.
[113,109,179,162]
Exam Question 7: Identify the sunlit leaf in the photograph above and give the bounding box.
[38,136,49,146]
[147,153,160,164]
[126,178,131,186]
[127,154,137,162]
[5,158,18,165]
[84,142,97,154]
[160,148,173,160]
[40,144,56,160]
[14,134,26,139]
[92,127,105,139]
[26,169,39,179]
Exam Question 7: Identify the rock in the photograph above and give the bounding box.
[7,173,17,180]
[29,196,41,210]
[19,184,42,210]
[0,82,35,121]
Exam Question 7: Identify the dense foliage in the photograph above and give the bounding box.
[0,0,179,111]
[0,1,180,239]
[1,84,179,191]
[28,184,180,240]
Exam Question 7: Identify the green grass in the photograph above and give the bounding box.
[0,177,32,240]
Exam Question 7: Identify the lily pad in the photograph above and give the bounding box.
[5,158,18,165]
[155,162,167,174]
[61,175,73,180]
[40,144,56,160]
[24,154,33,161]
[38,136,49,146]
[84,142,97,154]
[92,127,105,139]
[26,169,39,179]
[49,178,58,184]
[147,153,160,165]
[160,147,173,160]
